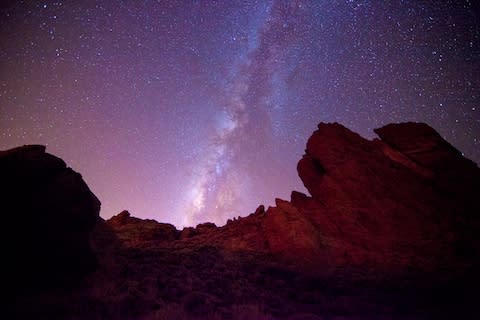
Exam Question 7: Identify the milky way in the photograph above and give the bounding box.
[1,1,479,227]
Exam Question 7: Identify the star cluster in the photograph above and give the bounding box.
[1,1,479,227]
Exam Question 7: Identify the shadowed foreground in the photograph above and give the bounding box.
[6,122,480,319]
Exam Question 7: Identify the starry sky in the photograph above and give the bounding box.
[1,1,479,227]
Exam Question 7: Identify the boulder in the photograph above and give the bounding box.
[1,145,100,292]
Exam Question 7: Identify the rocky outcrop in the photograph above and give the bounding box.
[2,145,100,292]
[196,222,217,234]
[103,121,480,274]
[374,122,469,170]
[263,199,326,266]
[294,122,480,271]
[375,122,480,220]
[6,122,480,319]
[106,210,179,247]
[156,122,478,275]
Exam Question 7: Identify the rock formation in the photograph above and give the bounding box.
[106,122,479,273]
[2,145,100,294]
[107,210,179,247]
[7,123,480,319]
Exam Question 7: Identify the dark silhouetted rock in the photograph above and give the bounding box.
[6,122,480,319]
[107,209,133,226]
[374,122,466,170]
[254,204,265,215]
[1,145,100,293]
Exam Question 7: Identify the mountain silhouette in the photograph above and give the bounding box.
[6,122,480,319]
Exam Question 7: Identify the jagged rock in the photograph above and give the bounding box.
[374,122,466,170]
[5,122,480,319]
[290,191,308,207]
[254,204,265,215]
[107,210,133,226]
[375,122,480,219]
[180,226,198,239]
[1,145,100,292]
[293,123,480,270]
[106,210,179,246]
[263,199,326,266]
[196,222,217,234]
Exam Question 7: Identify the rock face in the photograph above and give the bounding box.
[133,121,477,274]
[106,210,179,246]
[2,145,100,292]
[92,123,479,318]
[6,123,480,319]
[294,122,480,270]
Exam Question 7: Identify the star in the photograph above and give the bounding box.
[0,1,478,227]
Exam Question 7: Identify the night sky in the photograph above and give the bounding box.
[1,1,479,227]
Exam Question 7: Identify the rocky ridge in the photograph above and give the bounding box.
[8,122,480,319]
[107,122,480,273]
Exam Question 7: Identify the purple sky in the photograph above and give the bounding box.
[1,1,479,227]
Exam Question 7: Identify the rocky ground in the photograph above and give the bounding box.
[6,122,480,319]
